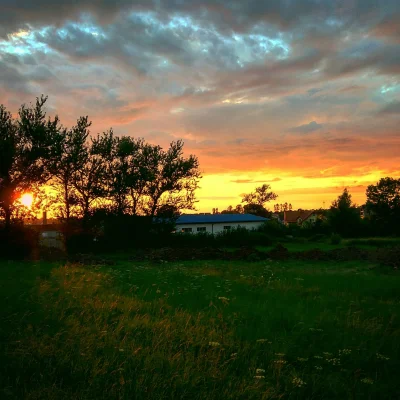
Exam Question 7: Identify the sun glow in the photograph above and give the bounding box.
[20,193,34,208]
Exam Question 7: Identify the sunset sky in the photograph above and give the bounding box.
[1,1,399,212]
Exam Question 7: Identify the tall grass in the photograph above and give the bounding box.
[1,259,399,399]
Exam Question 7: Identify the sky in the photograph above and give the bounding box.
[1,0,399,212]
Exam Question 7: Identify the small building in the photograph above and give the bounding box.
[174,214,268,234]
[284,210,318,226]
[31,224,65,250]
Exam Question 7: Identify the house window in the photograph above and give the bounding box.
[197,227,206,232]
[182,227,192,233]
[223,226,231,230]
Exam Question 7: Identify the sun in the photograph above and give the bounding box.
[20,193,34,208]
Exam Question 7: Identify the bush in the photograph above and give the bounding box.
[308,233,328,243]
[0,225,38,260]
[258,220,288,238]
[330,233,342,245]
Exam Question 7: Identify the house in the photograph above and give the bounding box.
[174,213,268,234]
[284,210,318,226]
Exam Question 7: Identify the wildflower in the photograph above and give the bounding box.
[230,353,237,357]
[273,360,287,365]
[361,378,374,385]
[218,297,230,301]
[297,357,308,362]
[292,377,306,388]
[315,365,323,370]
[254,376,265,379]
[323,352,332,356]
[256,368,265,374]
[119,349,124,352]
[156,289,161,294]
[376,353,390,360]
[326,358,340,365]
[208,341,220,347]
[339,349,352,356]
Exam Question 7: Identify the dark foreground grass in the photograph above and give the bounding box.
[1,258,399,400]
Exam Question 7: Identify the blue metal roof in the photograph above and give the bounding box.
[175,214,268,225]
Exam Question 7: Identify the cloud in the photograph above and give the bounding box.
[287,121,323,134]
[379,101,400,115]
[231,178,281,184]
[1,0,400,212]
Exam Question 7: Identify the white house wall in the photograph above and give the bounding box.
[175,221,264,234]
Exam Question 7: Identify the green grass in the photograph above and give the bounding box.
[1,258,399,399]
[256,237,400,253]
[255,242,346,252]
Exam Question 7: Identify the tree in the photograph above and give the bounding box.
[91,131,148,216]
[0,96,58,229]
[221,205,238,214]
[48,116,91,221]
[241,184,277,217]
[366,177,400,234]
[243,203,271,218]
[241,184,278,206]
[234,204,244,214]
[328,188,361,237]
[142,140,201,216]
[71,143,107,220]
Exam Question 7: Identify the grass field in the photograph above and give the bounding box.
[1,258,399,399]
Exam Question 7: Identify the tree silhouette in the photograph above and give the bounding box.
[0,96,58,228]
[328,188,361,237]
[143,140,201,217]
[49,116,91,221]
[241,184,278,206]
[366,177,400,234]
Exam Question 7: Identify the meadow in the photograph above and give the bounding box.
[1,257,399,399]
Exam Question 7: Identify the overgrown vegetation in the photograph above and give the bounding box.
[1,258,399,399]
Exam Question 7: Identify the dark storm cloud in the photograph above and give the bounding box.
[2,0,398,37]
[0,58,32,93]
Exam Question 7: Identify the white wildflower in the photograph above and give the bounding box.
[376,353,390,360]
[297,357,308,362]
[208,341,220,347]
[292,377,306,387]
[326,358,340,365]
[361,378,374,385]
[315,365,323,370]
[256,368,265,374]
[254,375,265,379]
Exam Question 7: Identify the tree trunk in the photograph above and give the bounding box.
[4,205,11,231]
[64,183,70,221]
